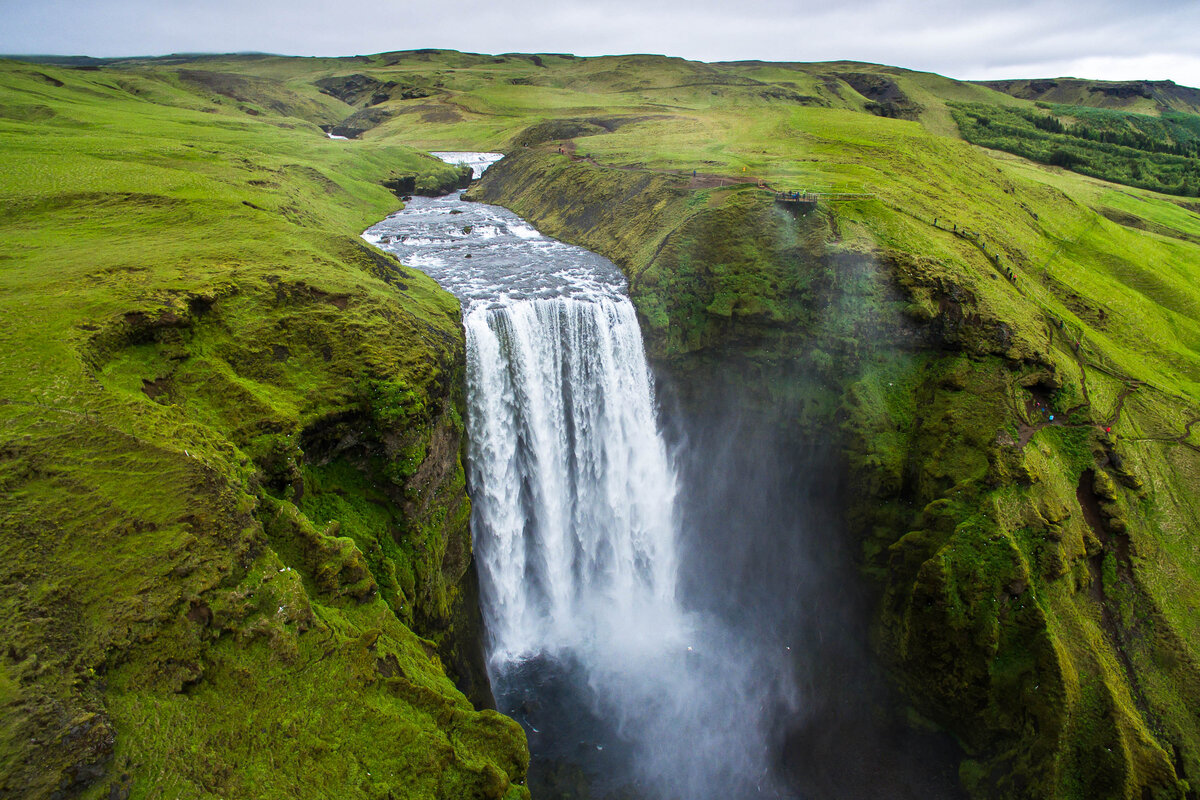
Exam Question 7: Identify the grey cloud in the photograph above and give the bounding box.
[1,0,1198,87]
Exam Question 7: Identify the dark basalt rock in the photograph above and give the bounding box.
[329,106,391,138]
[315,73,434,107]
[314,73,391,105]
[836,71,924,120]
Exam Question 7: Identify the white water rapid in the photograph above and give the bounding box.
[366,153,795,800]
[465,296,682,662]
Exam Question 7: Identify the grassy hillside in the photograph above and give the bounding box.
[0,59,528,800]
[952,101,1200,196]
[979,78,1200,117]
[334,52,1199,799]
[4,48,1200,800]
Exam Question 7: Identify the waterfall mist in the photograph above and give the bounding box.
[657,350,965,799]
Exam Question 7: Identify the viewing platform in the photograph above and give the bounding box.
[772,190,874,212]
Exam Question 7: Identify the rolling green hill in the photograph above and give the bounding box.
[3,49,1200,800]
[951,100,1200,196]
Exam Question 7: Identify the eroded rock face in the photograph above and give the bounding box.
[317,73,441,138]
[835,71,924,120]
[979,77,1200,115]
[314,73,393,105]
[315,73,435,106]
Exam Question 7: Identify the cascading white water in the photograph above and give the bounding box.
[463,292,789,800]
[465,296,682,662]
[366,153,796,800]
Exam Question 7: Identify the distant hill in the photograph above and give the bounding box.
[979,77,1200,115]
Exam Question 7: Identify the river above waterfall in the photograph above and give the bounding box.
[362,191,624,306]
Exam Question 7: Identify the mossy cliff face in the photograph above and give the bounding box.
[471,149,1200,799]
[466,152,879,410]
[2,239,527,800]
[0,62,526,800]
[468,150,920,425]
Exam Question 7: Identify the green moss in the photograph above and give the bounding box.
[7,49,1200,800]
[0,58,523,799]
[98,569,528,800]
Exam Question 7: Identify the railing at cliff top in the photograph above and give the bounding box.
[773,191,875,203]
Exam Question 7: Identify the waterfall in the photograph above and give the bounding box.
[465,296,682,662]
[367,157,794,799]
[465,296,789,800]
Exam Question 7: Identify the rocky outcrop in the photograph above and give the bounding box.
[329,106,392,138]
[315,73,435,106]
[383,164,472,197]
[318,73,441,138]
[836,71,924,120]
[978,77,1200,115]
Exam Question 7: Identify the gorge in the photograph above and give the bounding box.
[368,155,792,798]
[367,154,962,797]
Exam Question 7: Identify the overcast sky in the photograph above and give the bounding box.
[3,0,1199,88]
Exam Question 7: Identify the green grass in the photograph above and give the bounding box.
[0,58,524,800]
[5,48,1200,800]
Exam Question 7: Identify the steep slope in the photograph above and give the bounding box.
[0,60,527,799]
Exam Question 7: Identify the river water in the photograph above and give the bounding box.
[365,153,798,799]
